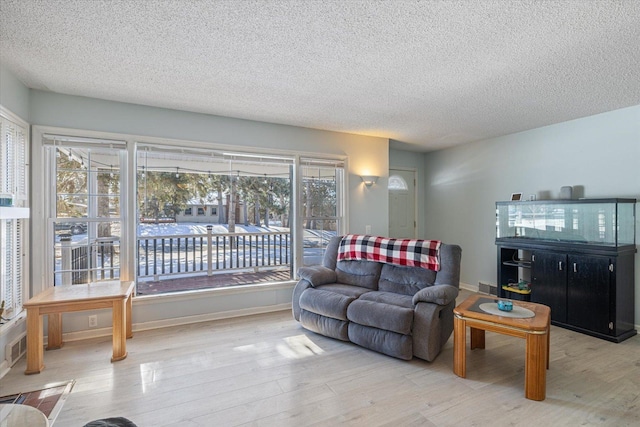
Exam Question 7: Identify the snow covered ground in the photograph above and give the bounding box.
[137,222,287,236]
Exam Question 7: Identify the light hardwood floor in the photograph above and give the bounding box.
[2,289,639,426]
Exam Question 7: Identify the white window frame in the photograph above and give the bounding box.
[42,136,129,287]
[0,107,29,322]
[296,156,346,267]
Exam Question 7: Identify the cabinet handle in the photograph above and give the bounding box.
[558,261,563,271]
[573,263,577,273]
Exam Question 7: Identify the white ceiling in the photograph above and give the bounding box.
[1,0,640,152]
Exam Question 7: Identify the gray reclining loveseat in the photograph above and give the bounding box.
[292,235,462,361]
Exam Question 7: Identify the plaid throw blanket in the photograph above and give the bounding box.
[337,234,441,271]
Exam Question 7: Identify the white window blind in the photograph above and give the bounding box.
[0,111,29,318]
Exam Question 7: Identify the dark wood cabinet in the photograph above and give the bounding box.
[530,252,611,336]
[531,251,567,324]
[497,242,636,343]
[566,254,611,335]
[496,198,636,343]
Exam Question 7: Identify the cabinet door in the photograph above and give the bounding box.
[567,254,611,335]
[531,251,567,323]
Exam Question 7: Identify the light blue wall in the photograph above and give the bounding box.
[424,104,640,325]
[0,64,29,121]
[29,90,390,237]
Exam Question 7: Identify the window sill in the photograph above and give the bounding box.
[0,207,30,219]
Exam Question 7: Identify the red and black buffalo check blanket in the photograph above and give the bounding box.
[337,234,441,271]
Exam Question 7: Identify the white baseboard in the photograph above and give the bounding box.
[133,302,292,333]
[56,302,293,344]
[459,281,477,293]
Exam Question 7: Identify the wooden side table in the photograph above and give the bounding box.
[453,294,550,401]
[23,281,134,375]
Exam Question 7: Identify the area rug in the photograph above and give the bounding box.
[0,380,75,426]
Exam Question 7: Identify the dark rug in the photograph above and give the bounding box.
[0,380,75,425]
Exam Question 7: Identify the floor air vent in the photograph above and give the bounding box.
[478,282,497,296]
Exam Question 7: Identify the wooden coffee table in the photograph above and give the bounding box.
[453,294,550,401]
[23,280,134,374]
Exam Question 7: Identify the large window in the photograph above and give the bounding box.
[136,146,296,293]
[39,133,345,295]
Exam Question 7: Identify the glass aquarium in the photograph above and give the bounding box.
[496,199,636,247]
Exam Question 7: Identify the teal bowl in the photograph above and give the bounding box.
[497,300,513,311]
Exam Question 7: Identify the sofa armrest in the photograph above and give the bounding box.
[297,265,337,287]
[412,284,459,306]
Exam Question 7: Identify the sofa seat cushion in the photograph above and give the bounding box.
[348,323,413,360]
[347,298,414,335]
[358,291,414,309]
[300,311,350,341]
[299,288,356,321]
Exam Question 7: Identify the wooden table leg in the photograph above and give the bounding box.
[453,316,467,378]
[111,298,128,362]
[546,317,550,370]
[470,327,485,350]
[46,313,63,350]
[25,308,44,375]
[525,332,548,401]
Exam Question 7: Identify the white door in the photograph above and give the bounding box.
[388,169,416,238]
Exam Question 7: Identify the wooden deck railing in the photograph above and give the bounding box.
[137,226,291,280]
[57,227,292,285]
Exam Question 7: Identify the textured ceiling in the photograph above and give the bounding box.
[1,0,640,151]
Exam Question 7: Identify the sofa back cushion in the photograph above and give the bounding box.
[336,260,381,290]
[322,237,462,294]
[378,263,436,296]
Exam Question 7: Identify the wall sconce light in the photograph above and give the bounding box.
[360,175,378,187]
